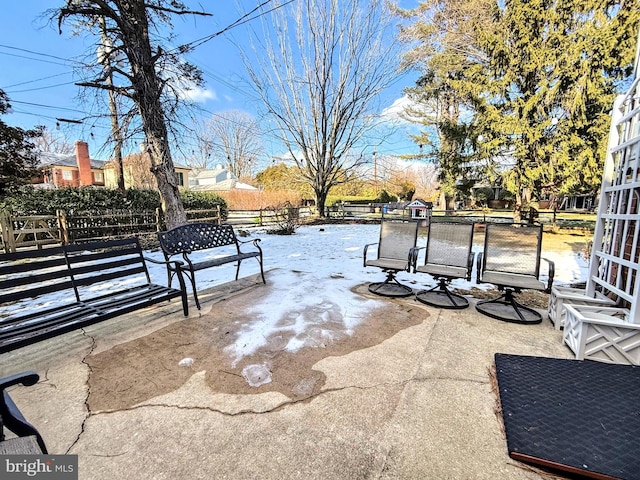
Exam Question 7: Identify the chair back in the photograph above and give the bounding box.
[481,223,542,277]
[377,220,419,261]
[425,222,474,268]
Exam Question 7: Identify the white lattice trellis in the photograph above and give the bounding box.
[564,37,640,364]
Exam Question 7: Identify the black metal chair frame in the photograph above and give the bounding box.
[412,222,475,309]
[0,372,47,453]
[475,223,555,324]
[363,220,419,297]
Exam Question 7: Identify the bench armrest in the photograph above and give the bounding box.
[144,257,188,293]
[238,238,262,248]
[143,256,184,268]
[542,257,555,293]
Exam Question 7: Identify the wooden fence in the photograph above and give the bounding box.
[0,206,314,253]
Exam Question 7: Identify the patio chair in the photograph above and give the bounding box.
[363,220,419,297]
[475,223,554,324]
[0,371,47,454]
[412,222,475,309]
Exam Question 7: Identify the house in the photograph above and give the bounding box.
[189,165,257,192]
[34,140,191,191]
[34,141,106,188]
[102,152,191,190]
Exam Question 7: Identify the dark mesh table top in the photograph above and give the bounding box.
[495,353,640,480]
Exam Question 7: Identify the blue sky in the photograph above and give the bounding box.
[0,1,423,166]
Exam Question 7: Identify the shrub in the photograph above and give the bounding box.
[474,187,495,206]
[0,186,228,218]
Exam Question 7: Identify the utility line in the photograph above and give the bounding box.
[0,43,86,65]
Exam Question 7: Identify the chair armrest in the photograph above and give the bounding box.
[467,252,476,281]
[476,252,484,284]
[542,257,555,293]
[0,372,39,392]
[0,371,47,453]
[363,242,378,267]
[409,246,426,272]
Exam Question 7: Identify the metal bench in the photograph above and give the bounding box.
[158,223,265,310]
[0,238,188,353]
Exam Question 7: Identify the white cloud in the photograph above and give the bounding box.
[380,95,435,124]
[181,86,217,103]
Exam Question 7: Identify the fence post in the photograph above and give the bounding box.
[0,209,16,253]
[217,205,221,225]
[155,208,162,231]
[57,209,69,245]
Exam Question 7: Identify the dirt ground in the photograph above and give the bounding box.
[86,284,427,411]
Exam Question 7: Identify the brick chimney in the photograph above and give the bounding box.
[75,140,93,186]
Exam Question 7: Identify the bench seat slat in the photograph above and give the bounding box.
[189,251,261,270]
[0,237,189,353]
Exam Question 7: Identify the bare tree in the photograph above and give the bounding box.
[200,110,262,180]
[32,126,75,154]
[56,0,211,229]
[244,0,401,216]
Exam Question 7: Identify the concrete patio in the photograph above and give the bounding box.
[0,272,572,480]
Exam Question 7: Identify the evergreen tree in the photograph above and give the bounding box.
[398,0,638,219]
[0,89,41,195]
[396,0,493,209]
[472,0,638,219]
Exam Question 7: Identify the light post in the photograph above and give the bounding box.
[373,150,377,194]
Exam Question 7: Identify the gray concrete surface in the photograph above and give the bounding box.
[0,274,572,480]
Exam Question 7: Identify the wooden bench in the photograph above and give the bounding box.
[158,222,265,310]
[0,372,47,454]
[0,238,188,353]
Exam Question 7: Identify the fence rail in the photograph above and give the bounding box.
[0,206,316,253]
[0,204,593,253]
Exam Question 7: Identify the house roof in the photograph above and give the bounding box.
[190,178,258,192]
[406,198,431,208]
[37,151,105,169]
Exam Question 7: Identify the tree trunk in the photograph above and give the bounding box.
[119,1,186,229]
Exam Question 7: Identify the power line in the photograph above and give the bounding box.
[2,72,71,90]
[0,43,85,65]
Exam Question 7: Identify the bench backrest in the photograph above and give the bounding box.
[481,223,542,277]
[158,222,238,256]
[0,246,73,306]
[64,238,151,301]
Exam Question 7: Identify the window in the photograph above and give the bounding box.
[176,171,184,187]
[94,171,104,183]
[62,170,73,180]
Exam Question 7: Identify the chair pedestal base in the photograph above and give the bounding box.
[368,271,413,297]
[475,289,542,324]
[416,281,469,309]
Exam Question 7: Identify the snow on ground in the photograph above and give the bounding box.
[3,223,590,365]
[143,223,590,364]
